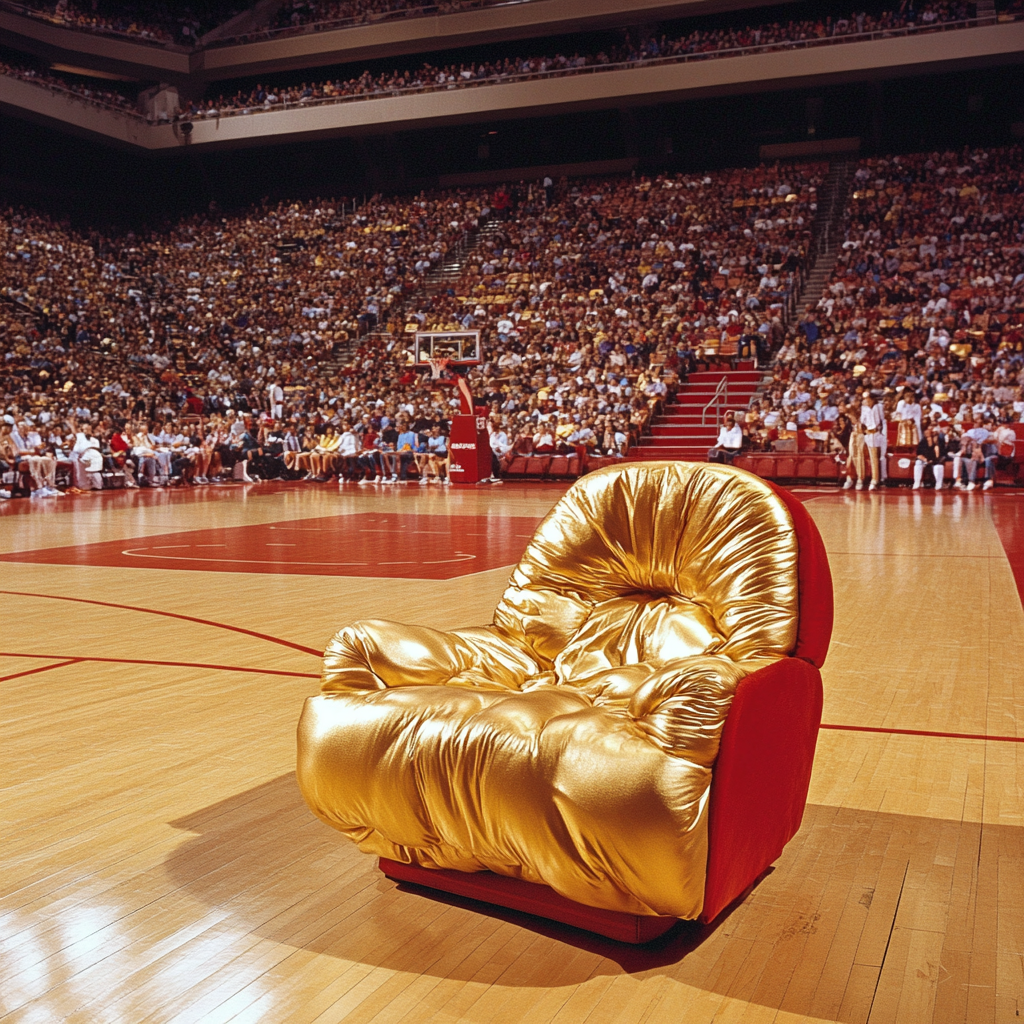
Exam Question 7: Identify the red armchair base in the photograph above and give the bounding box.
[378,858,678,944]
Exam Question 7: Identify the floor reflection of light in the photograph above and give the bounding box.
[0,895,279,1021]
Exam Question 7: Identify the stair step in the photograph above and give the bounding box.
[686,372,762,382]
[651,427,719,435]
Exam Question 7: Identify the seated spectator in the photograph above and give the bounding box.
[708,412,743,464]
[913,425,949,490]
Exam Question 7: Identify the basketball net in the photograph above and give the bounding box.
[428,357,451,380]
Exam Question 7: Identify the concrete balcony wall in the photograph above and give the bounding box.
[0,8,191,81]
[0,73,155,148]
[197,0,794,81]
[1,0,792,84]
[2,22,1022,153]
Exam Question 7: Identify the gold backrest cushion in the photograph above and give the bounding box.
[493,462,799,680]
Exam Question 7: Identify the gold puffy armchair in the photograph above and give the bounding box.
[297,462,833,940]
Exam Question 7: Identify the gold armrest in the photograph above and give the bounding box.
[321,619,546,694]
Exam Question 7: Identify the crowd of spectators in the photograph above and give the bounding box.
[264,0,509,37]
[4,148,1021,502]
[257,0,983,39]
[188,3,984,119]
[0,2,1001,123]
[2,160,820,497]
[5,0,245,45]
[716,146,1024,489]
[398,164,820,457]
[0,189,490,496]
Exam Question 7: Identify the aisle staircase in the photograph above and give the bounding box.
[792,158,856,311]
[628,369,764,462]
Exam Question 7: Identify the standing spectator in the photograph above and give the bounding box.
[860,394,884,490]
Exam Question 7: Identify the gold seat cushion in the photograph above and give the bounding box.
[298,463,799,918]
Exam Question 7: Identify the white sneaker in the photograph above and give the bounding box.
[358,477,370,485]
[868,481,877,491]
[966,481,976,491]
[953,481,963,489]
[441,477,451,486]
[911,481,921,490]
[373,476,382,483]
[419,477,428,485]
[855,480,864,490]
[389,475,398,483]
[935,482,943,491]
[983,479,993,490]
[843,477,854,490]
[0,489,10,499]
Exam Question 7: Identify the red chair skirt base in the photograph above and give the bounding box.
[378,858,678,944]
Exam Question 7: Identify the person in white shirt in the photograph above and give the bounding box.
[267,377,284,419]
[488,422,510,482]
[859,394,885,490]
[11,421,59,496]
[72,428,103,490]
[708,412,743,464]
[335,423,360,482]
[894,391,922,446]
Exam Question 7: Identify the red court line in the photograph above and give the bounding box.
[2,648,1016,740]
[0,658,82,683]
[820,723,1022,744]
[0,651,320,678]
[0,590,322,657]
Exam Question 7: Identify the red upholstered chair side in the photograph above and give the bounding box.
[770,482,833,669]
[700,481,833,923]
[699,659,823,922]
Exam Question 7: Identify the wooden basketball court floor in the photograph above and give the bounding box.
[1,481,1022,1024]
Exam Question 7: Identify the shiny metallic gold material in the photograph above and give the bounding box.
[297,462,800,919]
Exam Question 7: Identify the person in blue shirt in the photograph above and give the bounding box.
[426,426,450,485]
[413,430,431,484]
[396,421,418,481]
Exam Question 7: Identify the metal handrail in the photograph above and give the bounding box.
[701,377,729,427]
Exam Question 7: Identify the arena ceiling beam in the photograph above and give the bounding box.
[1,22,1021,154]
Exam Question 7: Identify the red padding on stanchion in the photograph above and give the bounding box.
[379,859,677,944]
[700,657,823,923]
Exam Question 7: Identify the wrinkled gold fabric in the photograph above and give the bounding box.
[297,462,799,919]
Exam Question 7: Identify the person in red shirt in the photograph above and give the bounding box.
[493,187,511,222]
[109,423,138,487]
[356,424,381,483]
